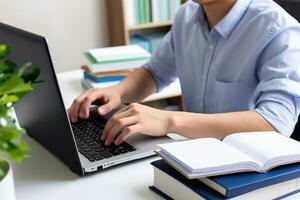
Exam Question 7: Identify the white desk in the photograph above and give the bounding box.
[56,70,181,108]
[12,70,182,200]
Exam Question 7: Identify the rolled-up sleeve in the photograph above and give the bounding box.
[144,28,177,92]
[254,26,300,136]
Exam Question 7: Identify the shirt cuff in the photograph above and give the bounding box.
[143,60,172,92]
[255,101,297,137]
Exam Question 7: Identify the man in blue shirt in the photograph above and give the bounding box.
[68,0,300,146]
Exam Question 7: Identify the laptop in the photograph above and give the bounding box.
[0,22,174,176]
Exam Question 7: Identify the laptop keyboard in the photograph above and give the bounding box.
[71,117,136,162]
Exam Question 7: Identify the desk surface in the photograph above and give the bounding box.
[13,135,161,200]
[12,70,182,200]
[56,70,181,107]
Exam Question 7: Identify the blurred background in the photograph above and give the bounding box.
[1,0,109,72]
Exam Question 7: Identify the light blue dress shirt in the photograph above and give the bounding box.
[144,0,300,136]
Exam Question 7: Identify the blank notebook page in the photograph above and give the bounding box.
[224,132,300,167]
[158,138,254,172]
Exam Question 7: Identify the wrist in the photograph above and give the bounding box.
[165,111,179,134]
[111,84,127,104]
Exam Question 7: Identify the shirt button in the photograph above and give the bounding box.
[208,44,214,49]
[202,75,206,79]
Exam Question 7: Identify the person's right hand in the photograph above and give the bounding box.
[67,86,122,123]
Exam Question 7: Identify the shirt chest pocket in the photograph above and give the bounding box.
[212,80,254,112]
[214,59,255,83]
[215,67,245,83]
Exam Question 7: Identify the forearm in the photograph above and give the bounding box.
[115,67,157,103]
[167,111,275,139]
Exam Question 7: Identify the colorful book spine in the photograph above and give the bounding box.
[127,0,182,25]
[83,71,125,83]
[126,0,136,25]
[135,0,141,24]
[151,0,160,23]
[144,0,151,23]
[160,0,170,22]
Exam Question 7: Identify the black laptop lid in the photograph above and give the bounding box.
[0,22,83,175]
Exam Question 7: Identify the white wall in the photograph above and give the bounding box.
[1,0,109,72]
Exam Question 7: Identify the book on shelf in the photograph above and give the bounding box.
[84,45,150,73]
[139,32,166,53]
[157,131,300,179]
[160,0,170,22]
[126,0,183,25]
[135,0,150,24]
[144,0,151,23]
[151,0,160,23]
[126,0,137,25]
[130,31,167,53]
[130,35,151,52]
[150,159,300,200]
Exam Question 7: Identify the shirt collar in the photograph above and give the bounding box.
[193,5,207,27]
[194,0,252,39]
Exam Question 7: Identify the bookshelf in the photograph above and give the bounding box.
[106,0,184,46]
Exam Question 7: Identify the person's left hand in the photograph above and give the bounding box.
[101,103,171,145]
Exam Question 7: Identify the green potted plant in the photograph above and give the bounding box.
[0,44,40,200]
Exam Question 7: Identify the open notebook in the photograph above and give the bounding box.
[157,131,300,179]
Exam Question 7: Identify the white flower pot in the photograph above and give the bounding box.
[0,161,16,200]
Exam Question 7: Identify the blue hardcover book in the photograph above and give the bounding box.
[83,71,125,83]
[139,32,166,53]
[151,160,300,199]
[130,35,151,52]
[201,161,300,198]
[151,160,234,200]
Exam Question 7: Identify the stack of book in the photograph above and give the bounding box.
[150,131,300,199]
[126,0,183,25]
[82,45,151,87]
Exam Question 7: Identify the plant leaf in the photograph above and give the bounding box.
[0,106,8,116]
[0,126,21,141]
[0,94,19,104]
[21,67,41,83]
[0,44,39,164]
[0,165,4,180]
[0,44,9,59]
[0,60,16,73]
[0,74,33,96]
